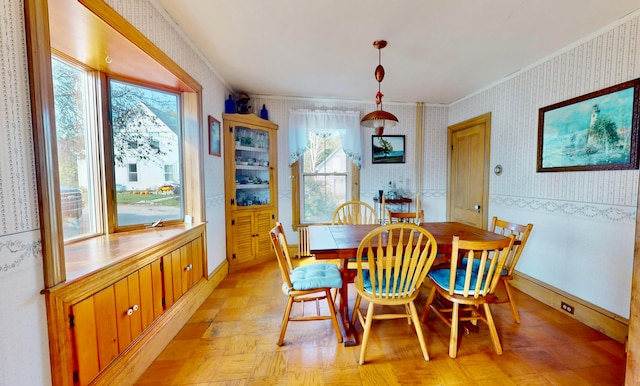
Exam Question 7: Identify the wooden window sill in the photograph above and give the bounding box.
[62,222,206,283]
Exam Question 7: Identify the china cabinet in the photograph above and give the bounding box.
[223,113,278,271]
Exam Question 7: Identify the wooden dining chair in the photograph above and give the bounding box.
[351,223,439,364]
[388,210,424,224]
[331,201,379,287]
[331,201,378,225]
[422,234,515,358]
[269,222,343,346]
[487,216,534,323]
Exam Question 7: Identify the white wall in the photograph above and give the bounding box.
[0,2,52,385]
[448,13,640,317]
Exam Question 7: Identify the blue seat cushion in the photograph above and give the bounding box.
[428,268,489,295]
[461,257,507,276]
[290,263,342,291]
[360,270,414,295]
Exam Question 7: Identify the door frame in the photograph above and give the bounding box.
[446,112,492,228]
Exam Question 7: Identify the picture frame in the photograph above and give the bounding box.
[372,135,405,164]
[537,78,640,172]
[208,115,221,157]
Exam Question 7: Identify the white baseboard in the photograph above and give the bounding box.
[511,271,628,343]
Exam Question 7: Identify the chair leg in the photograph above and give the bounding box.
[359,302,375,365]
[278,296,294,346]
[405,304,412,325]
[331,287,339,305]
[449,302,459,358]
[421,286,437,323]
[483,303,503,355]
[325,288,343,343]
[503,281,520,323]
[409,301,429,361]
[351,293,362,327]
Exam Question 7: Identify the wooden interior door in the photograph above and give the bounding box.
[448,113,491,228]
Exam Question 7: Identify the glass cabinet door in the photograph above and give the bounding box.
[234,125,271,207]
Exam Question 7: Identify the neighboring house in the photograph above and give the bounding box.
[112,102,180,192]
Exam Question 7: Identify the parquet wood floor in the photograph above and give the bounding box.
[134,259,625,385]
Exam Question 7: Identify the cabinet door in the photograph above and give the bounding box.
[180,243,193,293]
[150,259,164,320]
[114,273,141,350]
[138,264,157,330]
[71,296,100,386]
[190,236,204,281]
[162,238,203,307]
[92,286,119,368]
[254,209,275,261]
[232,212,255,264]
[71,286,119,386]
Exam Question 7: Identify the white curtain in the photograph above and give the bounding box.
[288,109,362,169]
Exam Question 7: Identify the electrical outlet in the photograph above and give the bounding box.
[561,301,574,314]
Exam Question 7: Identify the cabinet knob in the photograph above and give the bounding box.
[126,304,139,316]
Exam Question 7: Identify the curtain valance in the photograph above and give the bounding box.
[288,109,362,169]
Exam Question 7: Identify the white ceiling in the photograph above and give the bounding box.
[152,0,640,105]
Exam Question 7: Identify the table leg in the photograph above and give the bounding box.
[339,264,357,346]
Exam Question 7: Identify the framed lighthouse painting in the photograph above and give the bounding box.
[536,78,640,172]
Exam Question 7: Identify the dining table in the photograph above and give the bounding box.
[308,221,514,346]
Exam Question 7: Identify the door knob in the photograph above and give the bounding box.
[474,205,481,213]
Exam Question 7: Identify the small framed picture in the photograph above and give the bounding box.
[209,115,221,157]
[372,135,405,164]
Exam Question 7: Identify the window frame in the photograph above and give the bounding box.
[299,142,350,224]
[51,54,104,242]
[25,0,205,288]
[291,160,360,230]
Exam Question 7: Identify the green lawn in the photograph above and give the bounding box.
[116,192,180,206]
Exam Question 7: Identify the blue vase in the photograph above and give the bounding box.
[260,104,269,120]
[225,95,235,114]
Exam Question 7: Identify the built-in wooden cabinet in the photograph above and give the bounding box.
[70,261,163,385]
[231,209,275,266]
[223,113,278,271]
[43,224,207,386]
[162,235,204,308]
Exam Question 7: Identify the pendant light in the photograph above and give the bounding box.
[360,40,398,136]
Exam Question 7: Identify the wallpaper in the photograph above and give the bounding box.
[448,13,640,317]
[451,15,640,213]
[0,1,53,385]
[0,0,41,274]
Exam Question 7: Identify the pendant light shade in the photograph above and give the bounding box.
[361,40,398,136]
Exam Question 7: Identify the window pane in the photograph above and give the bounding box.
[302,132,345,173]
[299,131,350,224]
[109,79,183,226]
[51,57,99,241]
[302,175,346,222]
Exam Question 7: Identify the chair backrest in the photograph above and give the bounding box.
[269,222,294,289]
[355,223,438,299]
[331,201,378,225]
[388,210,424,224]
[448,235,515,298]
[489,217,533,276]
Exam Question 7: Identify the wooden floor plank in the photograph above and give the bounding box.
[134,259,626,385]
